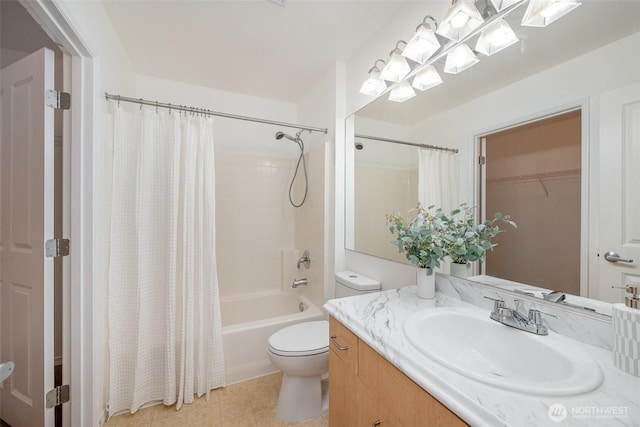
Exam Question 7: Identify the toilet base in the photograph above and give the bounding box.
[275,373,328,422]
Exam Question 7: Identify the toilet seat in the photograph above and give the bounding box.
[268,320,329,357]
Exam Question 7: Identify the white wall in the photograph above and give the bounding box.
[297,63,339,302]
[52,1,136,425]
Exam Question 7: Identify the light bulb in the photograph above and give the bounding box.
[412,65,443,91]
[451,11,470,28]
[388,81,416,102]
[475,19,519,56]
[380,48,411,83]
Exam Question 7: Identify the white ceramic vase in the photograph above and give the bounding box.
[416,267,435,299]
[450,262,471,279]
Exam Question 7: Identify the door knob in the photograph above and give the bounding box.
[604,251,633,263]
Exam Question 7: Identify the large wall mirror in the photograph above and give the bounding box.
[345,0,640,315]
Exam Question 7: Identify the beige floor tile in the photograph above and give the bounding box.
[218,382,250,403]
[220,413,256,427]
[248,384,279,413]
[110,406,155,426]
[150,411,187,427]
[298,413,328,427]
[220,394,253,421]
[151,403,186,420]
[183,393,220,412]
[103,372,324,427]
[186,405,222,427]
[251,409,288,427]
[267,372,284,390]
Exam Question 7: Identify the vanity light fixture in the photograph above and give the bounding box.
[359,0,579,101]
[436,0,484,42]
[489,0,519,12]
[402,16,441,64]
[521,0,581,27]
[444,44,479,74]
[412,65,443,91]
[388,80,416,102]
[380,41,411,82]
[359,59,388,96]
[475,18,519,56]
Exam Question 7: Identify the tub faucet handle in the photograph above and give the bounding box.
[297,250,311,270]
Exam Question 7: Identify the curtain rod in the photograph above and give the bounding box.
[105,93,328,134]
[355,134,459,154]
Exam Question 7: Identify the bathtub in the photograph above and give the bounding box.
[221,292,325,384]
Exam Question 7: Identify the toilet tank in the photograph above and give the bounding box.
[335,271,381,298]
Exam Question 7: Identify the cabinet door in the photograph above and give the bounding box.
[329,317,359,375]
[359,341,467,427]
[357,382,402,427]
[329,348,359,427]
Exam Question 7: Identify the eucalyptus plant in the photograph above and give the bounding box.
[386,205,449,270]
[443,203,517,265]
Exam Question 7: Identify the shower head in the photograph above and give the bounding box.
[275,131,297,142]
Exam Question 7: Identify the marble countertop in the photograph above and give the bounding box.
[323,286,640,427]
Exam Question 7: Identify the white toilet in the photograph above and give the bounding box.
[267,271,381,422]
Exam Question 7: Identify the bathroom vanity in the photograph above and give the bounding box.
[329,316,465,426]
[324,282,640,426]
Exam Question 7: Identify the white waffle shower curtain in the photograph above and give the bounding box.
[107,104,225,414]
[418,148,458,213]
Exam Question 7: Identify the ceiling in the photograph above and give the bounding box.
[101,0,407,103]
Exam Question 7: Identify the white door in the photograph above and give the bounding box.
[0,48,56,427]
[597,83,640,303]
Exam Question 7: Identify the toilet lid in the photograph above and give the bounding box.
[268,320,329,356]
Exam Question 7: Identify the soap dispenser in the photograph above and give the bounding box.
[612,285,640,376]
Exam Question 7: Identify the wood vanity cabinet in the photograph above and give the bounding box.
[329,316,467,427]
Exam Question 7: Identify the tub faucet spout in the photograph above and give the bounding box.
[292,278,308,288]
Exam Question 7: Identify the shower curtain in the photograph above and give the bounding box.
[107,104,225,414]
[418,148,458,213]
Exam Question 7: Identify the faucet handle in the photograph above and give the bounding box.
[484,296,505,311]
[528,309,557,325]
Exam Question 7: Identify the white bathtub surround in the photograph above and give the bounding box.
[324,285,640,426]
[221,293,324,384]
[107,104,225,414]
[281,248,301,292]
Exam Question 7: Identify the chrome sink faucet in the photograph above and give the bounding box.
[485,297,555,335]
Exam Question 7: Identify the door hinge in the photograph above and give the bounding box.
[479,155,486,165]
[46,90,70,110]
[46,384,70,408]
[46,238,70,257]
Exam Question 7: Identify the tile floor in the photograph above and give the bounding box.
[105,372,328,427]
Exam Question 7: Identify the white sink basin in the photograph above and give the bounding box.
[403,306,603,396]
